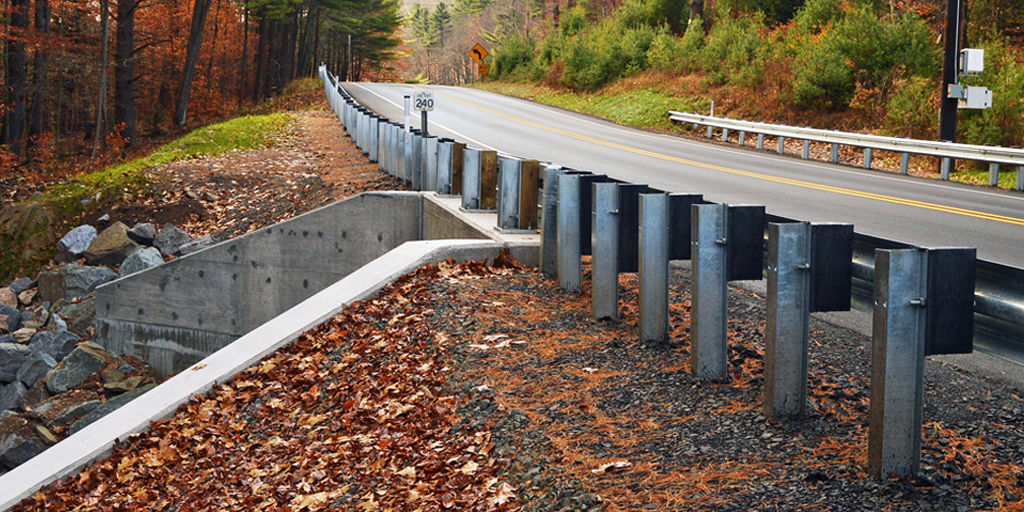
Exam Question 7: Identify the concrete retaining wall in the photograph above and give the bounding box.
[96,192,495,376]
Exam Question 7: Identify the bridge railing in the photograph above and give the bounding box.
[668,110,1024,190]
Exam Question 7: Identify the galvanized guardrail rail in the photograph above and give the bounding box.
[668,111,1024,190]
[321,68,1024,365]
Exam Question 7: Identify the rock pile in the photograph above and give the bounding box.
[0,219,209,474]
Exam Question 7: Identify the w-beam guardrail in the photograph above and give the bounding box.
[668,111,1024,190]
[318,65,1024,479]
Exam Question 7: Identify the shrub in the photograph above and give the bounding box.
[647,27,682,71]
[791,0,843,35]
[491,34,537,80]
[960,37,1024,147]
[792,42,853,110]
[883,76,938,139]
[697,8,769,85]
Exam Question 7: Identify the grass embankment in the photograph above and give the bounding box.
[474,81,707,132]
[0,113,293,282]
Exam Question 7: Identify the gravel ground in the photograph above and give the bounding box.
[12,257,1024,511]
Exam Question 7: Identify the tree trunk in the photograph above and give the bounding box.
[254,14,267,101]
[688,0,703,26]
[173,0,214,127]
[91,0,110,157]
[115,0,138,145]
[239,6,247,108]
[5,0,30,156]
[28,0,50,152]
[311,7,322,77]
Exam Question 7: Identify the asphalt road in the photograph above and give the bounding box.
[344,82,1024,269]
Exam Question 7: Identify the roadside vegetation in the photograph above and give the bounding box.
[402,0,1024,184]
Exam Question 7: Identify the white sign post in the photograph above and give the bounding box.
[413,91,434,135]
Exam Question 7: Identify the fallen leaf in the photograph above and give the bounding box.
[492,482,516,506]
[460,460,479,475]
[396,466,417,478]
[592,461,633,474]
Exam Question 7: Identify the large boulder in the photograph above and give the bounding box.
[69,384,155,435]
[16,353,57,387]
[35,389,101,429]
[59,296,95,337]
[84,222,139,266]
[0,343,31,383]
[19,379,50,411]
[36,271,65,303]
[0,287,16,308]
[0,415,48,469]
[176,234,213,256]
[28,330,80,362]
[56,225,97,262]
[61,264,116,299]
[0,381,27,412]
[118,247,164,278]
[127,222,157,245]
[153,224,191,257]
[45,342,118,393]
[0,303,21,333]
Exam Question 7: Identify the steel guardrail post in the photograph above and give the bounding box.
[592,182,620,320]
[399,129,408,184]
[721,128,729,142]
[802,140,810,159]
[462,148,482,210]
[497,157,521,231]
[757,134,765,150]
[437,140,453,194]
[639,192,670,344]
[541,165,566,277]
[900,153,909,175]
[864,147,873,169]
[410,131,423,191]
[691,203,729,380]
[778,136,786,155]
[1017,166,1024,191]
[558,174,583,292]
[868,248,927,478]
[831,144,839,163]
[764,222,811,418]
[425,136,439,193]
[941,157,952,180]
[989,163,1000,187]
[369,115,379,163]
[738,131,746,146]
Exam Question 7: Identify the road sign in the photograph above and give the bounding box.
[478,62,489,75]
[469,43,488,63]
[413,91,434,112]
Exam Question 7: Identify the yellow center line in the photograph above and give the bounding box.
[431,88,1024,227]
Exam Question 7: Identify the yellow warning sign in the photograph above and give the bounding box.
[478,62,489,75]
[469,43,488,63]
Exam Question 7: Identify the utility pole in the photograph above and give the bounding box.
[939,0,962,142]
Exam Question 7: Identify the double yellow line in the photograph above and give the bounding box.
[431,89,1024,227]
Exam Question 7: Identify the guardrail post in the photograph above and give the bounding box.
[764,222,811,418]
[558,174,583,292]
[869,248,927,478]
[425,136,439,192]
[541,165,566,277]
[369,116,380,162]
[757,134,765,150]
[1017,166,1024,191]
[706,125,713,138]
[989,163,1000,187]
[941,157,952,180]
[397,128,407,181]
[410,131,423,190]
[639,193,670,344]
[802,140,810,159]
[738,131,746,146]
[451,143,465,195]
[777,136,786,155]
[592,183,620,320]
[461,149,497,211]
[900,153,909,175]
[437,140,453,194]
[831,144,839,163]
[864,148,873,169]
[691,203,729,380]
[496,157,538,232]
[721,128,729,142]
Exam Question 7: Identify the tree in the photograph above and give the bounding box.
[174,0,215,127]
[116,0,142,144]
[92,0,111,157]
[28,0,51,150]
[4,0,31,156]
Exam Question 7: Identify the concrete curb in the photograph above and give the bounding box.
[0,239,527,511]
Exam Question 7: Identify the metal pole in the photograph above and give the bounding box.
[764,222,811,418]
[462,148,482,210]
[831,143,839,163]
[541,165,565,277]
[778,136,786,155]
[864,147,873,169]
[691,203,729,380]
[939,0,962,142]
[639,193,670,344]
[900,153,909,175]
[988,163,1000,187]
[941,157,952,180]
[802,140,810,159]
[868,248,927,479]
[404,95,411,132]
[497,157,521,231]
[558,174,583,292]
[422,110,429,136]
[592,183,620,320]
[757,134,764,150]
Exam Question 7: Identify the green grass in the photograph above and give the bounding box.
[953,165,1022,190]
[473,82,707,131]
[40,113,293,213]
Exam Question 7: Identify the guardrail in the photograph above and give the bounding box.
[668,111,1024,190]
[322,65,1024,478]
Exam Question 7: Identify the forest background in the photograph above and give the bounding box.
[401,0,1024,150]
